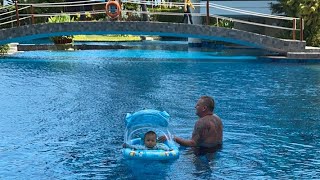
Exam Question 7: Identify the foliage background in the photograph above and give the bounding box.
[270,0,320,46]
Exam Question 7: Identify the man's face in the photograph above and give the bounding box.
[195,99,206,117]
[144,134,157,148]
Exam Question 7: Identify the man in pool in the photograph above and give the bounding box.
[160,96,223,154]
[123,131,171,151]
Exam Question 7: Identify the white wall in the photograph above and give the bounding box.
[201,0,276,15]
[3,0,13,6]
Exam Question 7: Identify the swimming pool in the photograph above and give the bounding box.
[1,48,319,179]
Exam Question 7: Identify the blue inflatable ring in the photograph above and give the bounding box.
[123,138,179,160]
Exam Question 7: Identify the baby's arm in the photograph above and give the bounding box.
[157,143,173,151]
[123,143,137,150]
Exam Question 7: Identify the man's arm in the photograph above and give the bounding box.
[172,120,204,147]
[158,120,203,147]
[173,136,197,147]
[158,135,197,147]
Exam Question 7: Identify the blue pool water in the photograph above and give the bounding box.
[1,48,320,179]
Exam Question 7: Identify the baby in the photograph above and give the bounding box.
[123,130,171,151]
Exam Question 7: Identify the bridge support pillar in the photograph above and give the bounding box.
[188,0,202,47]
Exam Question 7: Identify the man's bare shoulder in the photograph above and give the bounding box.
[197,114,222,127]
[212,113,221,119]
[212,114,223,128]
[200,114,222,127]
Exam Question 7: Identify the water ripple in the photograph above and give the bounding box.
[1,49,320,179]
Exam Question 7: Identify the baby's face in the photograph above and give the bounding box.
[144,134,157,148]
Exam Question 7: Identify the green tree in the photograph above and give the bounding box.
[47,14,74,44]
[270,0,320,46]
[19,0,66,24]
[0,44,9,55]
[299,0,320,46]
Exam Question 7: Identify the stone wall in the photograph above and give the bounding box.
[0,21,307,53]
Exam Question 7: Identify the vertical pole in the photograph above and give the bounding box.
[15,0,20,26]
[31,5,35,24]
[300,17,304,41]
[206,0,209,25]
[119,0,122,21]
[292,18,296,40]
[216,17,219,27]
[141,2,148,21]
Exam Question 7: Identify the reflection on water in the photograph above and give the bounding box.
[0,48,320,179]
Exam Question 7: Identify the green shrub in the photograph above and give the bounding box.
[0,44,10,55]
[214,19,234,28]
[149,7,183,23]
[48,13,74,23]
[47,14,74,44]
[123,3,139,11]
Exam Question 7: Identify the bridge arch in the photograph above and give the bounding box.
[0,21,305,53]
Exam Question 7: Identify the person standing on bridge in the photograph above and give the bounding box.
[182,0,195,24]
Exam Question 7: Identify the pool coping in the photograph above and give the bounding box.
[7,43,320,61]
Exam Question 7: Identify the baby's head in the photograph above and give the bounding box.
[144,131,157,148]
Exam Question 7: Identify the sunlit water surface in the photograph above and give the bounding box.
[1,48,320,179]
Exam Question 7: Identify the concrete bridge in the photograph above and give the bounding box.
[0,21,307,54]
